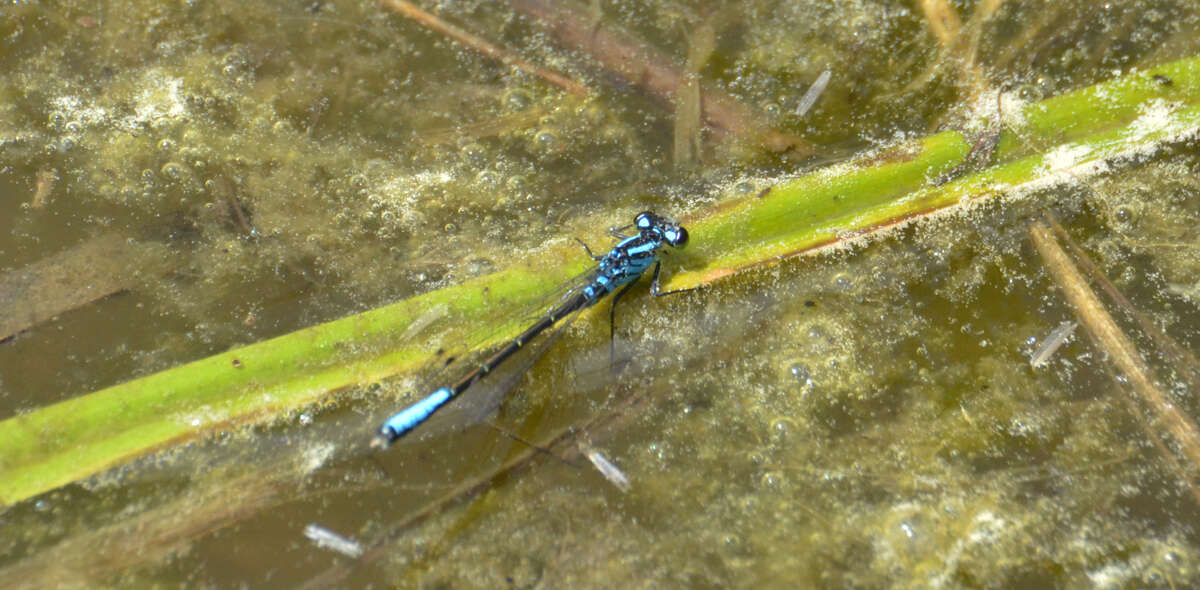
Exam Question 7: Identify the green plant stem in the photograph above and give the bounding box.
[2,55,1200,506]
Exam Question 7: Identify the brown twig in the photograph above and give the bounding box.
[502,0,811,154]
[1043,214,1200,393]
[0,233,140,341]
[672,15,715,168]
[1113,382,1200,507]
[918,0,964,48]
[378,0,589,98]
[916,0,1006,102]
[1030,219,1200,476]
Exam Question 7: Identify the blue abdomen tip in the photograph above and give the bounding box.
[381,387,453,437]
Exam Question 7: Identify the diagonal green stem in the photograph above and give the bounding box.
[666,57,1200,289]
[2,54,1199,507]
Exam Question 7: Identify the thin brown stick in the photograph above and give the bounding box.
[1030,219,1200,473]
[672,16,715,168]
[1113,384,1200,507]
[0,233,140,340]
[379,0,589,98]
[991,3,1065,73]
[916,0,989,99]
[502,0,811,154]
[918,0,963,47]
[1043,214,1200,393]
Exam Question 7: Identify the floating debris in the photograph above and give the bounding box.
[29,168,57,209]
[583,446,631,493]
[303,523,364,558]
[795,69,832,117]
[1031,321,1077,369]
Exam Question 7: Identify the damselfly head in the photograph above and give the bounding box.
[664,225,688,248]
[634,211,688,249]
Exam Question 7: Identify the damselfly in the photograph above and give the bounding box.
[372,211,689,448]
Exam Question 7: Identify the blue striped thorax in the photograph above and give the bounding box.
[583,211,687,301]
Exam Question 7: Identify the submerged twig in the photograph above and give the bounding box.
[0,233,142,341]
[917,0,982,97]
[1116,382,1200,508]
[501,0,812,154]
[1043,214,1200,393]
[378,0,589,98]
[672,15,715,168]
[1030,219,1200,477]
[918,0,964,49]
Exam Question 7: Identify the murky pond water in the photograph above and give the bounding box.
[3,1,1200,588]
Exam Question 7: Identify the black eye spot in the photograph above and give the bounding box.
[672,227,689,247]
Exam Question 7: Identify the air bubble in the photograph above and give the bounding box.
[534,129,559,152]
[770,418,796,443]
[506,175,527,192]
[160,162,187,180]
[476,170,497,186]
[504,88,532,110]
